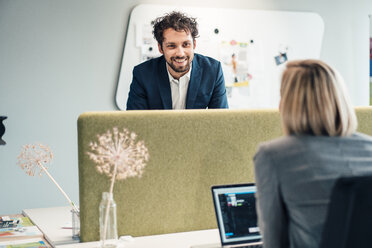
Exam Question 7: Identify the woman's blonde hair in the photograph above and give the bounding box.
[280,59,357,136]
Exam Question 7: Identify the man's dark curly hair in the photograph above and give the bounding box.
[152,11,199,48]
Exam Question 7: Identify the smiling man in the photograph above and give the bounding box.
[126,11,229,110]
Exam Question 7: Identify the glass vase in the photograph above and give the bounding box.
[71,208,80,240]
[99,192,118,248]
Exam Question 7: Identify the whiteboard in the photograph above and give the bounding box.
[115,4,324,110]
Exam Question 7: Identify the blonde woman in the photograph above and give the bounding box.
[254,59,372,248]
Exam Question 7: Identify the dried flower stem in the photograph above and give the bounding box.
[38,162,80,213]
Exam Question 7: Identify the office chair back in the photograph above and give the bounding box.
[320,175,372,248]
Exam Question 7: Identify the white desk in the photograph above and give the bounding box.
[23,206,221,248]
[23,206,80,247]
[55,229,220,248]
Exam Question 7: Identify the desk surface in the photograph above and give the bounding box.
[23,206,79,247]
[23,206,221,248]
[56,229,220,248]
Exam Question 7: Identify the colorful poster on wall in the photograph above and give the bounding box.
[218,39,264,108]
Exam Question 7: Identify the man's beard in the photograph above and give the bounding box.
[167,56,191,73]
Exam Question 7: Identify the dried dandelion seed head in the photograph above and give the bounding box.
[17,143,53,176]
[87,127,149,181]
[17,143,79,213]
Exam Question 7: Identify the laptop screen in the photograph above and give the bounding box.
[211,184,262,245]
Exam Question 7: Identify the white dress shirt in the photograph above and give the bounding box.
[166,65,192,110]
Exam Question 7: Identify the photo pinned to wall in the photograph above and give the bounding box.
[274,53,287,65]
[274,44,289,66]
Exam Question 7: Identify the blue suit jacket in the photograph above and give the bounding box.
[126,53,229,110]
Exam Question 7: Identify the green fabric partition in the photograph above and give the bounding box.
[77,107,372,242]
[355,107,372,136]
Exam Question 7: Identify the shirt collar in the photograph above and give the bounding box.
[166,63,192,83]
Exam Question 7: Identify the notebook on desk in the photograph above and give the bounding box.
[192,183,263,248]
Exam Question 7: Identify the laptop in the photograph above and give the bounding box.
[192,183,263,248]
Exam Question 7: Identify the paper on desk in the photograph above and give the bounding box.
[0,226,43,241]
[0,237,45,246]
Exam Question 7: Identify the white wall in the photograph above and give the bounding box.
[1,0,371,214]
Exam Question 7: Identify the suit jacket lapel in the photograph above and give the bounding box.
[186,57,202,109]
[157,56,172,109]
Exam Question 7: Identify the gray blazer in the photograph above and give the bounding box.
[254,132,372,248]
